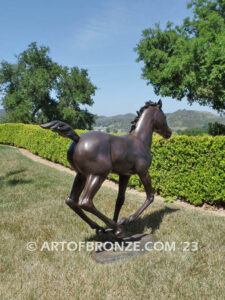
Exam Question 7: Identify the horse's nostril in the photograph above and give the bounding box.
[165,130,172,139]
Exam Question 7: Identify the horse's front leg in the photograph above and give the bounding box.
[118,172,154,225]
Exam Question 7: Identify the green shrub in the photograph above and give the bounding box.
[0,123,87,168]
[0,123,224,206]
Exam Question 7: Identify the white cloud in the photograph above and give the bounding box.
[73,2,132,49]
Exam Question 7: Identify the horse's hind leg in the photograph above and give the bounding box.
[118,172,154,225]
[66,173,104,232]
[79,174,124,237]
[113,175,130,222]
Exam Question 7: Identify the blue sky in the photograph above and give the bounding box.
[0,0,218,116]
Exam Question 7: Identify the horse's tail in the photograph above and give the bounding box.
[40,120,80,142]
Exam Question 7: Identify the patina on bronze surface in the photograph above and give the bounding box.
[41,100,172,238]
[92,233,158,264]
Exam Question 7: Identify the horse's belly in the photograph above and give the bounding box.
[112,160,136,175]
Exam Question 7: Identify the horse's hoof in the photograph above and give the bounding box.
[149,194,154,203]
[96,228,105,235]
[105,228,114,233]
[113,227,126,239]
[118,217,129,226]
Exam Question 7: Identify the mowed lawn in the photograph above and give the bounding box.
[0,145,224,300]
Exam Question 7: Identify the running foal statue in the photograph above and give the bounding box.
[41,100,172,238]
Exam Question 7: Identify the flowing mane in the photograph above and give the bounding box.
[130,100,158,133]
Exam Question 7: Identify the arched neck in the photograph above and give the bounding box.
[130,109,154,148]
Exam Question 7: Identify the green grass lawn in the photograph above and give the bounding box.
[0,145,224,299]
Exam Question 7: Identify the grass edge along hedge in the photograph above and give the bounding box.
[0,123,224,206]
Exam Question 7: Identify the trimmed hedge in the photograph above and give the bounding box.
[0,123,87,168]
[0,123,224,206]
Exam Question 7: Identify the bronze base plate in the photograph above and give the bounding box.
[92,233,157,264]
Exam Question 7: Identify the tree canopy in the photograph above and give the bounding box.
[0,42,96,129]
[135,0,225,113]
[208,121,225,134]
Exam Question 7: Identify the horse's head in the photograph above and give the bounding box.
[152,100,172,139]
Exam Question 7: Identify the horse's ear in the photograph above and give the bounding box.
[157,99,162,109]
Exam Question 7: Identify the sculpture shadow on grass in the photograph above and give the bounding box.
[0,168,32,189]
[85,206,179,242]
[126,206,179,235]
[7,178,33,186]
[6,169,27,176]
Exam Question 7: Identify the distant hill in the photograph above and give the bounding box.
[94,113,135,133]
[166,110,225,131]
[94,110,225,133]
[0,109,6,122]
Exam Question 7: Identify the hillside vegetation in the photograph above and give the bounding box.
[166,110,225,132]
[95,110,225,133]
[95,113,135,133]
[0,109,6,122]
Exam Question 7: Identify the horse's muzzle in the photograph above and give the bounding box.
[164,129,172,139]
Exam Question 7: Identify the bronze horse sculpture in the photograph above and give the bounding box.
[41,100,171,238]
